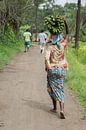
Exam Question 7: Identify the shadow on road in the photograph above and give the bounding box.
[22,98,60,118]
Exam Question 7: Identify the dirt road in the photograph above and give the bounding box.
[0,45,86,130]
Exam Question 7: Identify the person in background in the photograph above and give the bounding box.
[38,30,47,54]
[23,29,32,52]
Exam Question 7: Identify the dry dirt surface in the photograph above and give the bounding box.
[0,45,86,130]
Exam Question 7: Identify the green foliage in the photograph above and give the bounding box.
[80,6,86,40]
[80,23,86,42]
[66,46,86,108]
[78,42,86,64]
[0,25,24,70]
[64,3,77,36]
[0,25,17,44]
[20,25,31,33]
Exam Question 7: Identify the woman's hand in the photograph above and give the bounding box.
[46,65,52,70]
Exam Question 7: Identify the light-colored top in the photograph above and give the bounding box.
[23,32,31,42]
[45,44,68,69]
[38,32,47,43]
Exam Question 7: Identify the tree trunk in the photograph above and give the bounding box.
[75,0,81,48]
[35,5,38,41]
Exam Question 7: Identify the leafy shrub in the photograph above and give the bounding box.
[20,25,31,33]
[80,23,86,42]
[0,25,24,69]
[78,42,86,64]
[0,25,17,44]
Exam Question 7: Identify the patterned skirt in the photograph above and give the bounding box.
[47,67,66,103]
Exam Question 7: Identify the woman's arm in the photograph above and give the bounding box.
[45,45,52,71]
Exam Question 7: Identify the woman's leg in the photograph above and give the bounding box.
[50,98,57,113]
[52,98,57,110]
[59,101,64,113]
[24,46,27,52]
[59,101,65,119]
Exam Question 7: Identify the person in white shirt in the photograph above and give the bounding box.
[38,30,47,54]
[23,29,32,52]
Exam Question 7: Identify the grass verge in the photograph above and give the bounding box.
[0,42,23,70]
[66,46,86,108]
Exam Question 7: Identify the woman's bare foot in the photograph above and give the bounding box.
[50,108,57,113]
[60,112,65,119]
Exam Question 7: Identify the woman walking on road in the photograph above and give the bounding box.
[45,33,68,119]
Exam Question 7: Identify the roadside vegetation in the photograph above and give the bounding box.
[66,42,86,108]
[0,26,23,70]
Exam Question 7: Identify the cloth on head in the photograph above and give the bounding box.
[52,33,62,49]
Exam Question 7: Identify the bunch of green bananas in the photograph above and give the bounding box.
[44,15,64,34]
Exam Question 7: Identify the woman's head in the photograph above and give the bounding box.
[52,33,62,45]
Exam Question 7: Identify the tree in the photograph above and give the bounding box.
[64,3,77,37]
[0,0,32,36]
[32,0,55,39]
[75,0,81,48]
